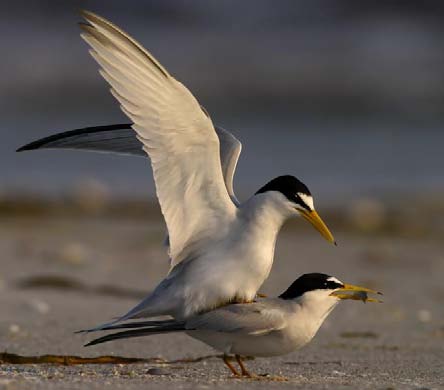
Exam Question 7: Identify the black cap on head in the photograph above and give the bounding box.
[255,175,312,210]
[279,273,343,300]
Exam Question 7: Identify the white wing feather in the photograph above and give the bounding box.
[80,11,237,264]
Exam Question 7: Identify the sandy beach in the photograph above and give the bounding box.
[2,2,444,389]
[1,207,443,389]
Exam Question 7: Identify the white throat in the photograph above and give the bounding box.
[233,192,296,280]
[297,291,339,335]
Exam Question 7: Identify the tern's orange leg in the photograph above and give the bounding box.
[223,355,240,377]
[235,355,254,378]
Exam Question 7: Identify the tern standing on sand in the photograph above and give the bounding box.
[84,273,382,379]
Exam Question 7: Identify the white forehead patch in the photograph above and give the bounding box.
[327,276,342,285]
[297,193,314,210]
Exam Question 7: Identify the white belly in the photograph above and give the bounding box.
[147,202,284,320]
[116,195,292,323]
[173,245,274,318]
[187,329,310,357]
[129,230,277,321]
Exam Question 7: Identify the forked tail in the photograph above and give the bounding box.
[84,320,186,346]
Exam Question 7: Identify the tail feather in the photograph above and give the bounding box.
[85,321,186,346]
[76,319,178,334]
[75,317,128,334]
[77,280,177,334]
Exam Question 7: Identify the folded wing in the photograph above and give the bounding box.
[83,302,287,346]
[187,302,287,335]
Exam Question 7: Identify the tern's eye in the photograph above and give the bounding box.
[324,280,344,290]
[294,196,310,211]
[295,192,314,211]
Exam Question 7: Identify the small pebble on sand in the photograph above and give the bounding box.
[147,367,171,376]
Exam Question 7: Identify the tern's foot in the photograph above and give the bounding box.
[229,373,288,382]
[240,369,255,378]
[258,373,289,382]
[228,373,257,380]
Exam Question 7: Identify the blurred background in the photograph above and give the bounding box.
[2,0,444,202]
[0,2,443,386]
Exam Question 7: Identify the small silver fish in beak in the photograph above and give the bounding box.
[330,283,383,303]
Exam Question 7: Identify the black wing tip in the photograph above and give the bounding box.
[83,322,186,347]
[16,123,133,154]
[16,135,58,152]
[84,336,114,347]
[83,333,123,347]
[16,142,40,152]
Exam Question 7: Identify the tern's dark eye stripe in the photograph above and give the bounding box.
[295,195,311,211]
[325,281,343,290]
[279,273,342,300]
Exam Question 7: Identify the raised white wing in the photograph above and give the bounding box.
[80,11,237,264]
[17,124,242,205]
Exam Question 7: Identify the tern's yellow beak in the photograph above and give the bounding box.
[330,283,383,303]
[298,209,336,245]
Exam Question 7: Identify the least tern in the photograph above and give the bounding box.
[18,11,335,327]
[84,273,382,379]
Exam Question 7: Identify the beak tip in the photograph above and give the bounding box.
[333,240,338,246]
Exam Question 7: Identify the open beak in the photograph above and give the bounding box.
[298,209,336,245]
[330,283,383,303]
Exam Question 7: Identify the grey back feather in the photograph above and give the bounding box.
[186,299,289,335]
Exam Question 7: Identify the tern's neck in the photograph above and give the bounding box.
[296,293,339,336]
[240,193,294,240]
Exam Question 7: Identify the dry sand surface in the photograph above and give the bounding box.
[1,213,443,389]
